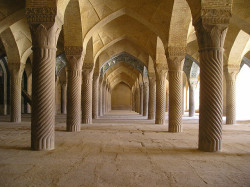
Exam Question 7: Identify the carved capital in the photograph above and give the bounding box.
[155,63,168,80]
[82,63,94,74]
[193,8,231,51]
[189,78,198,88]
[8,63,25,78]
[224,65,239,81]
[29,22,61,49]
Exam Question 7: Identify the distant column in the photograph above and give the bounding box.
[92,75,99,119]
[148,75,156,120]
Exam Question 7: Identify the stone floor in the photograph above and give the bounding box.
[0,110,250,187]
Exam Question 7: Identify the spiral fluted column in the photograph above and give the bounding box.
[155,64,167,124]
[224,66,238,124]
[65,47,84,132]
[99,79,103,116]
[102,81,106,115]
[194,10,231,152]
[82,64,94,124]
[148,75,156,120]
[92,75,99,119]
[143,82,149,116]
[189,79,197,117]
[27,74,32,113]
[9,64,24,123]
[27,12,62,150]
[61,83,67,114]
[139,83,143,115]
[167,50,185,132]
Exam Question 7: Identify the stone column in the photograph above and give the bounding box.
[148,75,156,120]
[27,9,62,150]
[189,79,197,117]
[9,63,24,122]
[224,66,238,124]
[65,47,84,132]
[82,64,94,124]
[27,74,32,113]
[61,83,67,114]
[102,81,106,115]
[99,78,103,116]
[194,9,231,152]
[167,48,185,132]
[155,64,168,124]
[132,88,136,111]
[92,75,99,119]
[143,82,149,116]
[139,83,143,115]
[136,86,140,113]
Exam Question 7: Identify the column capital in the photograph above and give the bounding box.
[189,78,198,87]
[65,46,84,71]
[166,47,186,71]
[155,63,168,79]
[193,8,231,51]
[224,65,239,81]
[27,9,62,50]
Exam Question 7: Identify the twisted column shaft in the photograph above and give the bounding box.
[29,21,61,150]
[155,65,167,124]
[139,83,143,115]
[224,66,238,124]
[102,81,106,115]
[92,75,99,119]
[82,65,94,124]
[143,82,149,116]
[194,15,230,152]
[99,79,103,116]
[9,64,24,123]
[189,82,195,117]
[66,48,84,132]
[61,84,67,114]
[148,76,156,119]
[168,70,183,132]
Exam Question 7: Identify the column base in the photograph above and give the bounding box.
[155,119,165,125]
[226,119,235,125]
[148,116,155,120]
[31,138,55,151]
[199,140,222,152]
[169,125,182,133]
[67,124,81,132]
[82,118,92,124]
[11,117,21,123]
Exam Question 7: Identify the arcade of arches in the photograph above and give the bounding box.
[0,0,250,186]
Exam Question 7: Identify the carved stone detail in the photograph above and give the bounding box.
[194,10,231,151]
[26,8,57,23]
